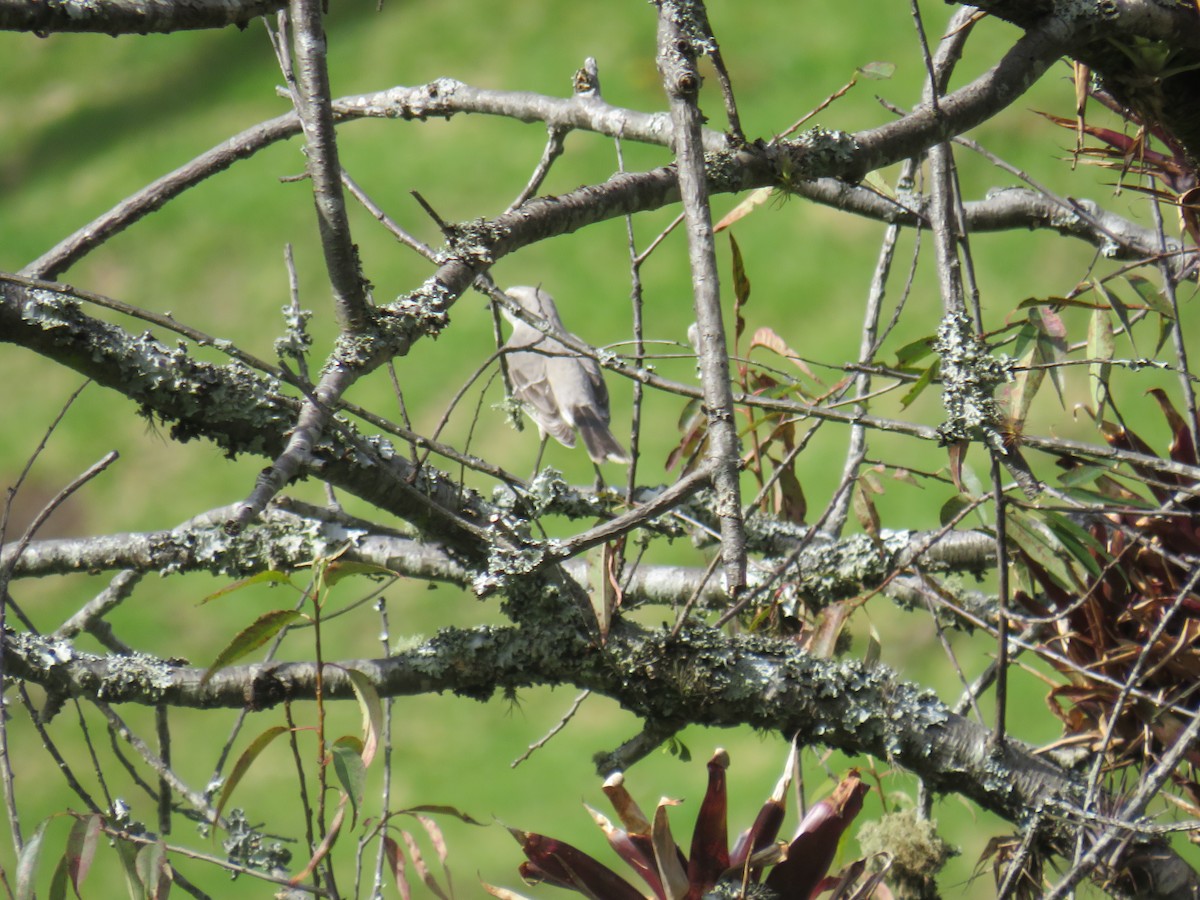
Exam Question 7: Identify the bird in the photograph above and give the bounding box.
[499,285,630,468]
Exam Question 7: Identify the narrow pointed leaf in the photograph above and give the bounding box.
[714,186,773,232]
[290,797,347,885]
[1007,506,1083,592]
[331,736,366,826]
[729,233,750,342]
[1091,278,1138,356]
[320,560,400,588]
[343,667,383,767]
[49,855,70,900]
[17,818,50,900]
[900,360,937,409]
[199,570,294,604]
[401,830,451,900]
[509,829,643,900]
[416,815,455,898]
[383,835,412,900]
[134,841,168,900]
[893,335,935,369]
[687,749,731,896]
[1087,308,1114,416]
[213,725,294,830]
[585,803,664,898]
[731,742,794,868]
[765,772,868,899]
[112,837,141,900]
[1148,387,1197,466]
[652,800,690,900]
[602,772,653,834]
[1124,272,1174,319]
[201,608,304,686]
[65,813,101,899]
[749,327,819,381]
[482,884,538,900]
[857,61,895,79]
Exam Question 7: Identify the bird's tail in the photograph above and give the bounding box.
[573,408,630,464]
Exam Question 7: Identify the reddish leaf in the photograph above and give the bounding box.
[730,742,795,870]
[1148,388,1198,467]
[585,804,664,898]
[764,772,868,899]
[383,835,412,900]
[686,749,731,897]
[510,830,643,900]
[65,814,100,899]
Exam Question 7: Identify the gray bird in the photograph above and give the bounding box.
[500,285,629,466]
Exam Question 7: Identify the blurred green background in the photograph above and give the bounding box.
[1,0,1190,895]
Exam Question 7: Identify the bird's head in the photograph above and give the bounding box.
[501,285,563,331]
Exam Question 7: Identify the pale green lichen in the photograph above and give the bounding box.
[858,809,957,900]
[934,308,1013,451]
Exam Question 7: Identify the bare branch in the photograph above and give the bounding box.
[656,0,747,595]
[0,0,285,34]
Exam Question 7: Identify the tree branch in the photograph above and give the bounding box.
[5,622,1194,895]
[0,0,285,33]
[655,0,747,596]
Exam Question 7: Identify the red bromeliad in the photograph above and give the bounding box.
[488,747,881,900]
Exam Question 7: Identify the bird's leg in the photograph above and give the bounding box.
[531,435,549,480]
[591,462,606,494]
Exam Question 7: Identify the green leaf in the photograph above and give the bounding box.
[200,570,293,605]
[343,668,383,768]
[900,359,938,409]
[213,725,294,832]
[1086,307,1114,418]
[1057,463,1108,488]
[1007,506,1083,593]
[1017,295,1099,312]
[201,608,304,686]
[111,840,141,900]
[331,736,367,826]
[893,335,935,368]
[1030,307,1068,405]
[17,818,51,900]
[857,60,895,80]
[1040,509,1106,579]
[1091,278,1138,356]
[1006,339,1044,431]
[864,623,882,669]
[112,837,141,900]
[1124,273,1174,319]
[135,841,167,899]
[49,854,69,900]
[938,495,973,527]
[320,560,400,588]
[729,233,751,341]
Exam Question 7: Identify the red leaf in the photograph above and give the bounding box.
[764,771,868,899]
[511,830,643,900]
[686,749,731,897]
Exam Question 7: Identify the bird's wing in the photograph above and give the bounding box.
[506,347,577,448]
[564,331,611,418]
